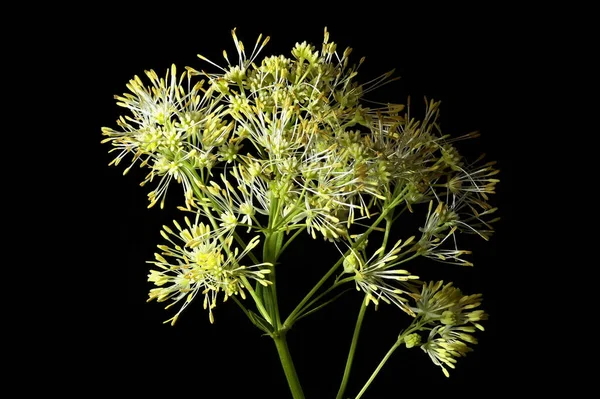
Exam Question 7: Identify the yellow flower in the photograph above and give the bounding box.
[412,281,488,377]
[147,215,271,324]
[420,325,478,377]
[343,237,420,316]
[413,281,488,331]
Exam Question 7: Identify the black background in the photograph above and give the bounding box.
[82,8,521,398]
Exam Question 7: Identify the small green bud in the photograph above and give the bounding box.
[291,41,318,64]
[343,254,359,273]
[441,310,457,325]
[404,333,421,348]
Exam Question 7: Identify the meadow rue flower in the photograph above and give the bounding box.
[445,159,499,200]
[103,65,211,163]
[408,281,488,376]
[416,201,475,266]
[219,211,238,230]
[193,170,269,233]
[198,28,271,75]
[102,64,227,209]
[143,150,197,209]
[291,41,320,65]
[412,281,488,330]
[299,204,345,240]
[232,162,272,214]
[295,148,378,235]
[218,141,242,163]
[147,215,272,324]
[440,144,464,171]
[420,325,479,377]
[420,201,459,238]
[447,192,499,242]
[192,29,416,244]
[342,237,420,316]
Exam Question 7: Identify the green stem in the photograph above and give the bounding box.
[240,276,272,325]
[264,189,305,398]
[184,164,304,398]
[355,342,401,399]
[336,296,368,399]
[355,320,425,399]
[280,226,307,255]
[231,295,252,320]
[379,212,394,260]
[391,204,408,224]
[284,208,391,328]
[263,230,283,327]
[295,276,354,321]
[284,255,344,328]
[261,193,281,323]
[273,332,305,399]
[294,288,353,323]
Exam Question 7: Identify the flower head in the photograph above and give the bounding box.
[147,215,271,324]
[343,237,420,315]
[409,281,488,377]
[420,325,479,377]
[417,201,474,266]
[101,64,228,208]
[412,281,488,331]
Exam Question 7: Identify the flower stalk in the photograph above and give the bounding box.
[336,296,369,399]
[273,332,305,399]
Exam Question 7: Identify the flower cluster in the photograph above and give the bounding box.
[102,28,498,331]
[342,236,420,316]
[403,281,488,377]
[101,65,226,209]
[147,215,272,324]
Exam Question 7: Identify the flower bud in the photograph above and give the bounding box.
[404,333,422,348]
[441,310,457,325]
[343,254,359,273]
